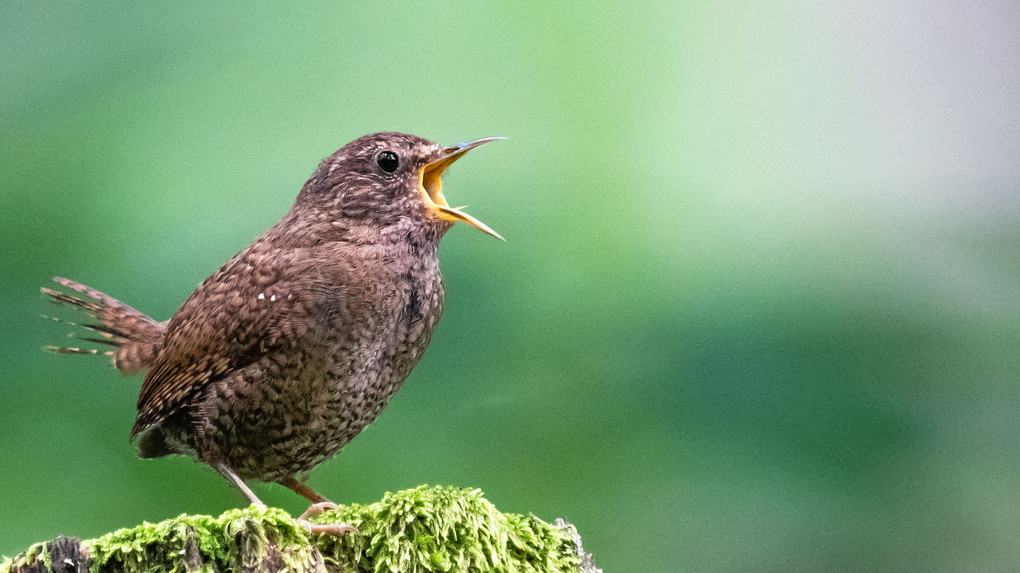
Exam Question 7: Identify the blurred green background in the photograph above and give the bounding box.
[2,2,1019,571]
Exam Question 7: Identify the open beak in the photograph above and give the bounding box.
[419,137,505,241]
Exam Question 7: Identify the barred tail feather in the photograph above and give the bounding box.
[42,277,166,375]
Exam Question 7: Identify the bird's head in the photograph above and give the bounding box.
[297,132,503,242]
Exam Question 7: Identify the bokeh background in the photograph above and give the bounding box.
[3,2,1019,571]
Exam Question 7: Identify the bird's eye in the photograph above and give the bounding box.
[377,151,399,173]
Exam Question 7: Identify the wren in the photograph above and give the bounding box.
[42,132,503,534]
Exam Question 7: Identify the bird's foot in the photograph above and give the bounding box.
[297,519,358,535]
[299,501,337,520]
[296,501,358,535]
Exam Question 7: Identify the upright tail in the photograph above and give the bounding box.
[42,277,166,375]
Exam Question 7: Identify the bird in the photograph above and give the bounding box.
[41,132,503,534]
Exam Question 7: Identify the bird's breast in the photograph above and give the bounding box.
[316,245,445,436]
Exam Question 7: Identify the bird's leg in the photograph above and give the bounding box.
[279,476,357,535]
[216,463,267,508]
[280,475,332,504]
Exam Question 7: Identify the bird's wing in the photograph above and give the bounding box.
[131,247,330,438]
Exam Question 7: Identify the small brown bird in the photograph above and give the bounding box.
[42,132,503,533]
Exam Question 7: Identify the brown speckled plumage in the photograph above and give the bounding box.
[43,132,501,517]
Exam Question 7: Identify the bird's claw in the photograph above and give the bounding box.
[296,501,357,535]
[297,518,358,536]
[299,501,338,520]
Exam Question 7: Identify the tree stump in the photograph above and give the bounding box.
[2,485,600,573]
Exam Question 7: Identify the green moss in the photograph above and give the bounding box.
[2,542,51,572]
[2,486,589,573]
[88,505,316,573]
[315,486,582,573]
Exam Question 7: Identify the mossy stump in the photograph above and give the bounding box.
[2,485,599,573]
